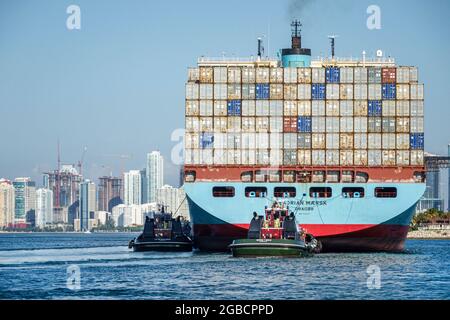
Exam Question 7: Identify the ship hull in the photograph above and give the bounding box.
[185,182,425,252]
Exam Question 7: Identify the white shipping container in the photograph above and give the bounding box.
[312,133,326,149]
[354,67,368,83]
[396,118,410,133]
[382,133,396,149]
[312,101,325,116]
[396,101,409,116]
[185,133,199,149]
[214,100,227,116]
[242,100,256,116]
[227,133,241,149]
[340,84,353,99]
[410,150,424,165]
[396,84,410,100]
[186,117,200,132]
[326,150,339,165]
[186,83,199,99]
[283,133,297,149]
[340,68,354,83]
[267,117,281,133]
[298,150,311,165]
[284,67,298,83]
[270,133,283,149]
[270,68,284,83]
[298,100,311,116]
[340,117,353,133]
[269,149,283,166]
[200,117,213,131]
[227,150,241,165]
[397,67,410,84]
[256,100,270,116]
[354,133,367,149]
[242,84,256,99]
[382,150,396,166]
[410,100,424,116]
[298,68,312,83]
[354,84,368,100]
[326,101,339,116]
[213,149,227,165]
[368,84,382,100]
[311,68,325,83]
[199,67,213,83]
[270,100,283,116]
[284,84,297,100]
[340,150,353,166]
[368,133,382,149]
[410,117,424,133]
[241,149,256,165]
[213,67,227,83]
[326,84,340,100]
[410,84,424,100]
[354,150,368,166]
[256,149,270,165]
[242,68,256,83]
[284,101,297,116]
[199,100,213,116]
[396,134,410,150]
[297,84,311,99]
[185,149,200,165]
[186,100,199,116]
[241,117,255,132]
[270,84,283,99]
[256,68,270,83]
[312,150,326,165]
[213,133,227,149]
[368,150,382,166]
[382,101,396,117]
[354,117,368,133]
[200,84,213,99]
[256,117,269,132]
[200,149,213,165]
[354,100,367,116]
[340,133,354,149]
[396,150,410,166]
[228,67,241,83]
[312,117,326,132]
[326,117,340,133]
[242,133,256,149]
[227,117,241,131]
[340,100,353,116]
[214,84,227,100]
[227,84,241,100]
[410,67,418,83]
[326,133,339,149]
[188,68,199,82]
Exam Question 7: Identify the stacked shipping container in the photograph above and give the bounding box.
[185,65,424,166]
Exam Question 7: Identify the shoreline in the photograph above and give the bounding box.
[407,230,450,239]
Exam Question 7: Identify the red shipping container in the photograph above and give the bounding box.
[382,67,396,84]
[283,117,297,132]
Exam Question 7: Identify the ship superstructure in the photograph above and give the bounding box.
[183,21,426,252]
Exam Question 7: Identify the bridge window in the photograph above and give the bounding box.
[342,187,365,198]
[374,187,397,198]
[309,187,332,198]
[274,187,296,198]
[245,187,268,198]
[212,186,235,197]
[184,171,196,183]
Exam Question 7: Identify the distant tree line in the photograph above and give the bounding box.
[410,208,450,230]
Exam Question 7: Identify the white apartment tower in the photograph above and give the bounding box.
[123,170,142,205]
[35,188,53,228]
[146,151,164,203]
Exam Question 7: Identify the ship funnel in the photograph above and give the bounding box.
[281,19,311,67]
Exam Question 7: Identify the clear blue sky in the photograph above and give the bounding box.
[0,0,449,198]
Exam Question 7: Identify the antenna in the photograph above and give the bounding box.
[257,37,264,59]
[328,35,339,59]
[290,19,302,49]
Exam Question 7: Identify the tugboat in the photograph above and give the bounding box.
[228,202,320,257]
[128,208,193,252]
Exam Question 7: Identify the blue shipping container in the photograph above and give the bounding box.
[311,84,326,100]
[368,100,382,116]
[200,132,214,149]
[326,67,340,83]
[256,84,270,99]
[382,84,396,100]
[297,116,312,133]
[227,100,242,116]
[410,133,424,150]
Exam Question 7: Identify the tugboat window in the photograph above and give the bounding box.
[212,186,235,197]
[374,187,397,198]
[309,187,332,198]
[245,187,268,198]
[274,187,296,198]
[342,187,365,198]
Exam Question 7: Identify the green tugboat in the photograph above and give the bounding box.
[229,202,319,257]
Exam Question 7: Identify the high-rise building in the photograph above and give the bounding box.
[13,177,36,225]
[79,180,96,231]
[140,168,147,204]
[98,176,123,212]
[111,203,158,227]
[146,151,164,203]
[35,188,53,228]
[0,179,15,228]
[156,184,189,219]
[123,170,142,205]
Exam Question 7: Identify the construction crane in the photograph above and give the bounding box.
[77,146,88,176]
[328,35,339,59]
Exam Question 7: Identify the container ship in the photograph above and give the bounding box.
[183,21,426,252]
